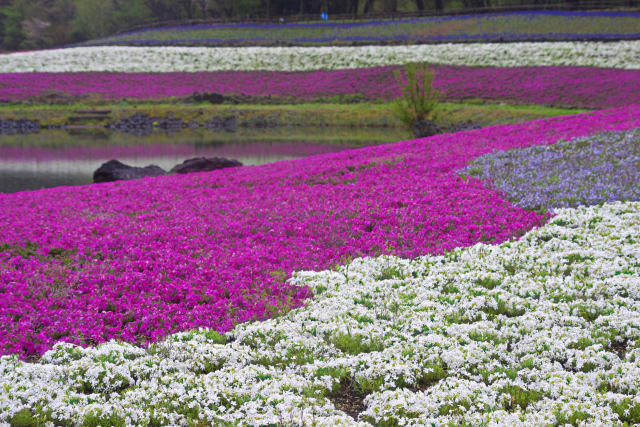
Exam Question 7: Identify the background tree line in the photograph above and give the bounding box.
[0,0,635,51]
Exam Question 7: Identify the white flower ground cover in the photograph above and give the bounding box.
[1,41,638,72]
[1,201,639,426]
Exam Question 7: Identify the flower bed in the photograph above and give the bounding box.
[1,42,638,73]
[2,200,638,425]
[82,11,640,47]
[461,128,640,211]
[1,105,639,360]
[1,65,638,108]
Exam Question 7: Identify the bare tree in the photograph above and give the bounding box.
[363,0,374,14]
[209,0,234,17]
[192,0,209,17]
[347,0,359,16]
[383,0,398,11]
[144,0,164,20]
[21,17,50,41]
[176,0,195,19]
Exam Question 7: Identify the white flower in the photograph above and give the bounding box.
[0,42,638,72]
[0,202,638,425]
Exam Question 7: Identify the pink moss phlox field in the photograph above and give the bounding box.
[1,106,639,359]
[1,66,639,108]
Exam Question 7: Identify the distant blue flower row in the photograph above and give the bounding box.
[88,32,640,47]
[80,11,640,47]
[123,10,640,33]
[460,128,640,211]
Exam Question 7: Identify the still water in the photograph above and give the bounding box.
[0,126,407,193]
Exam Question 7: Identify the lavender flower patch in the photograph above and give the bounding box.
[460,128,640,211]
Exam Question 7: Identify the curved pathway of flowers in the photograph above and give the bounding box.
[1,106,640,425]
[1,202,638,425]
[2,106,639,359]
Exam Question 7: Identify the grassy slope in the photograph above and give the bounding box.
[0,101,585,133]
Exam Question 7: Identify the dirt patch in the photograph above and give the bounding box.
[610,339,628,360]
[328,382,368,420]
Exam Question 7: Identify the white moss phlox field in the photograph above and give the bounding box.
[1,41,639,72]
[1,201,639,426]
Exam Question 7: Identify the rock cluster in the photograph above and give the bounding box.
[93,160,167,183]
[203,116,237,131]
[108,113,183,136]
[93,157,243,183]
[411,118,441,138]
[0,119,40,135]
[189,92,227,104]
[170,157,243,174]
[446,121,482,133]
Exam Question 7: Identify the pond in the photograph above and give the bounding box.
[0,126,408,193]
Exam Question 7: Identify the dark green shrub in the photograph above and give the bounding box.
[392,63,442,137]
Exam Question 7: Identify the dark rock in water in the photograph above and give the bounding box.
[412,119,441,138]
[93,159,166,183]
[170,157,243,174]
[190,92,226,104]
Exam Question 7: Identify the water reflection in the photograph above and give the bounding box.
[0,127,407,193]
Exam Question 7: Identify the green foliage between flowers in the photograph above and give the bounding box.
[392,63,442,131]
[330,331,386,355]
